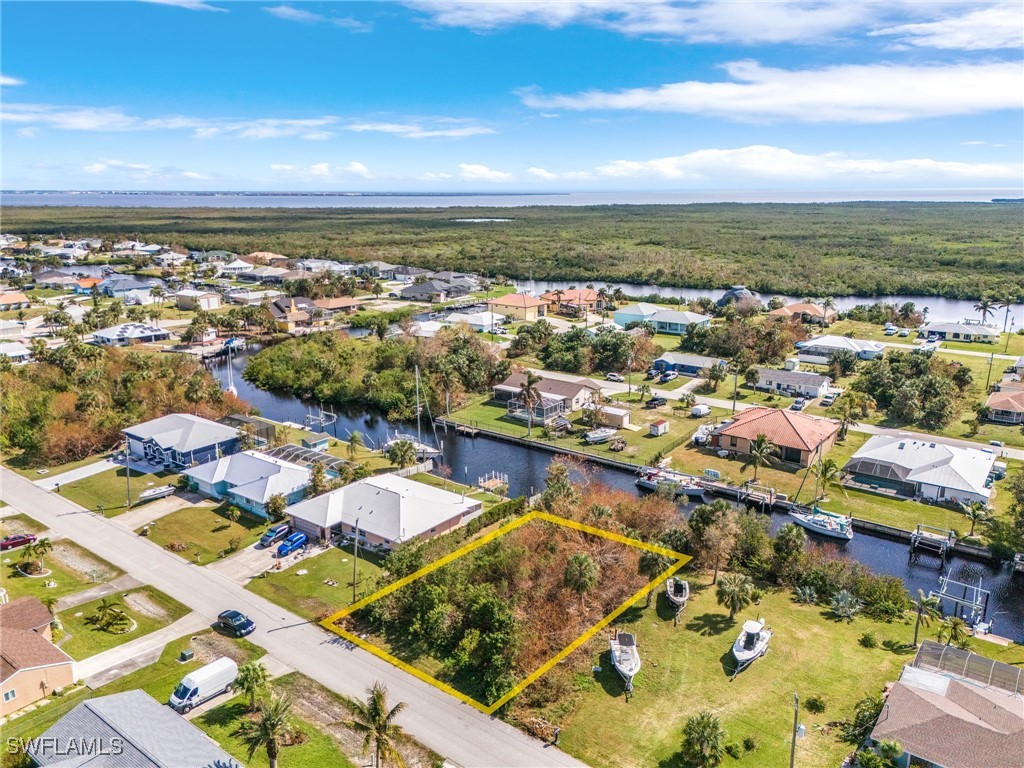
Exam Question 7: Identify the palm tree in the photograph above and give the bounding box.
[344,682,407,768]
[973,296,995,326]
[681,711,727,768]
[937,616,971,649]
[715,572,754,620]
[227,506,242,525]
[40,596,59,616]
[909,589,941,648]
[90,597,128,631]
[519,370,543,437]
[235,693,294,768]
[638,383,651,403]
[564,553,599,598]
[386,439,417,470]
[833,400,858,440]
[740,433,778,482]
[810,458,845,501]
[236,661,271,712]
[818,296,836,325]
[347,430,364,462]
[960,501,989,537]
[32,538,53,570]
[638,551,671,607]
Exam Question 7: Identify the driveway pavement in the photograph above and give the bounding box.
[0,469,584,768]
[57,573,144,611]
[203,541,281,585]
[114,492,209,531]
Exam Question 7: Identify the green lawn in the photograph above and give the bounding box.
[407,472,504,509]
[724,384,796,409]
[4,452,110,480]
[195,683,357,768]
[548,580,1023,768]
[59,466,174,515]
[940,333,1023,357]
[0,513,47,536]
[1,541,123,602]
[827,319,914,344]
[246,545,385,621]
[57,587,189,660]
[324,438,395,473]
[140,504,270,564]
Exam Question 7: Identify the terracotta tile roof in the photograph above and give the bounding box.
[313,296,360,310]
[717,406,839,450]
[0,292,30,305]
[767,302,837,320]
[0,597,53,632]
[488,294,547,309]
[77,277,102,289]
[986,388,1024,413]
[541,288,599,304]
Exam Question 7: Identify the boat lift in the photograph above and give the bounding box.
[303,404,337,432]
[741,483,777,511]
[929,573,991,626]
[910,524,956,563]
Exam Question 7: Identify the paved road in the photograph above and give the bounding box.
[0,468,585,768]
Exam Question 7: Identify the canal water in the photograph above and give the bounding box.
[210,347,1024,641]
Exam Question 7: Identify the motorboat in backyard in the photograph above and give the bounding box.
[732,619,772,673]
[665,577,690,610]
[609,631,641,691]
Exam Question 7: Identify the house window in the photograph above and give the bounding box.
[3,690,15,702]
[729,437,737,447]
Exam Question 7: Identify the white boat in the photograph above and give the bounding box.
[732,619,772,668]
[636,468,705,498]
[584,427,618,444]
[788,506,853,541]
[609,632,641,690]
[137,484,175,501]
[383,432,441,460]
[665,577,690,609]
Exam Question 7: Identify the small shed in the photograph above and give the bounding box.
[584,403,631,428]
[300,431,331,451]
[650,419,669,437]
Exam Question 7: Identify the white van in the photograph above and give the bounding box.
[168,657,238,714]
[691,404,711,418]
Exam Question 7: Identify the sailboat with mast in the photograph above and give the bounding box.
[383,365,441,460]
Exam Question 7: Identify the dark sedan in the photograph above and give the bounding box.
[0,533,37,551]
[216,609,255,638]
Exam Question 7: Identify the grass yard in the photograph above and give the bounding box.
[0,513,46,536]
[56,587,189,660]
[1,540,123,602]
[324,438,395,473]
[724,384,796,409]
[58,466,174,515]
[827,319,916,344]
[140,504,269,564]
[4,452,110,479]
[940,333,1023,357]
[407,472,504,509]
[246,545,385,621]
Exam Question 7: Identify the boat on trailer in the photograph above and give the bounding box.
[584,427,618,445]
[788,506,853,541]
[731,619,772,672]
[609,632,641,691]
[665,577,690,609]
[636,467,705,498]
[138,485,175,501]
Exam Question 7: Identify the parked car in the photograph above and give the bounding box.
[645,369,659,379]
[791,398,806,411]
[276,531,308,557]
[0,533,36,551]
[216,609,255,638]
[659,371,679,383]
[605,372,625,382]
[820,393,838,407]
[168,657,238,714]
[884,327,898,336]
[898,328,911,337]
[645,396,668,409]
[259,523,290,548]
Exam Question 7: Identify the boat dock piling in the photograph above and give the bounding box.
[910,524,955,562]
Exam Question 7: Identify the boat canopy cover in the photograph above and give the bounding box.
[742,620,764,634]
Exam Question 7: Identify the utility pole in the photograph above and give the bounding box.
[732,365,739,414]
[351,517,360,603]
[790,692,800,768]
[124,436,132,510]
[985,351,995,389]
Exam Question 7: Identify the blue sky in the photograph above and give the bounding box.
[1,0,1022,191]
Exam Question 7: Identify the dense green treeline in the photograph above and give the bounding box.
[6,203,1023,298]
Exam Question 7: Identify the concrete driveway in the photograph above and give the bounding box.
[204,541,281,585]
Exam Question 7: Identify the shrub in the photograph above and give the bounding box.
[794,586,817,604]
[742,735,758,752]
[859,632,878,649]
[804,695,826,714]
[830,589,864,621]
[725,743,742,759]
[165,540,189,553]
[228,537,242,553]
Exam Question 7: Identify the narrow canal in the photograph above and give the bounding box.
[209,347,1024,642]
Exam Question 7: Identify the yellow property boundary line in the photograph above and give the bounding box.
[319,510,691,714]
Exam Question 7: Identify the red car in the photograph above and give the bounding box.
[0,533,37,551]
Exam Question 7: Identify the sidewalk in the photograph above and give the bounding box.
[35,456,158,491]
[57,573,144,611]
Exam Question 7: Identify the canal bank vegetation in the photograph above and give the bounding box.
[508,321,660,376]
[0,345,248,468]
[7,202,1023,299]
[242,327,510,420]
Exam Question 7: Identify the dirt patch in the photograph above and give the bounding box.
[277,674,441,768]
[124,590,171,621]
[52,541,119,581]
[0,516,43,536]
[190,633,251,665]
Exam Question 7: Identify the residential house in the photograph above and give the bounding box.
[0,320,26,339]
[432,270,478,286]
[400,279,469,303]
[269,296,320,332]
[1011,355,1024,376]
[393,265,435,283]
[0,292,30,311]
[239,265,289,283]
[183,450,311,518]
[842,435,995,505]
[295,258,354,275]
[754,367,832,399]
[492,372,602,423]
[92,322,170,347]
[613,302,712,335]
[153,252,189,268]
[411,319,444,338]
[541,288,602,315]
[795,335,884,364]
[985,385,1024,425]
[191,249,236,263]
[123,413,240,469]
[445,310,506,333]
[0,597,75,717]
[767,302,838,325]
[486,293,547,322]
[175,289,221,311]
[717,285,756,307]
[288,474,482,545]
[867,640,1023,768]
[0,341,32,363]
[652,352,726,377]
[246,251,289,266]
[921,319,1000,343]
[29,689,240,768]
[98,275,154,300]
[227,289,283,306]
[357,260,399,280]
[711,407,840,467]
[220,258,255,276]
[33,270,76,290]
[74,277,103,294]
[313,296,360,316]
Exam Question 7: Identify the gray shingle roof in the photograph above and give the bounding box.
[122,414,238,453]
[29,690,240,767]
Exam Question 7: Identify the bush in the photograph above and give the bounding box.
[462,496,527,539]
[228,537,242,553]
[725,743,742,759]
[742,735,758,752]
[165,540,188,553]
[805,695,826,714]
[859,632,878,649]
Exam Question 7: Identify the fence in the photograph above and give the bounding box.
[914,640,1023,695]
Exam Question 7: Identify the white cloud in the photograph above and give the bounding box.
[1,75,24,87]
[16,127,38,138]
[347,121,495,139]
[269,164,295,172]
[528,167,559,180]
[458,163,514,182]
[417,171,454,180]
[341,161,372,178]
[870,5,1023,50]
[590,145,1022,182]
[264,5,372,32]
[142,0,227,12]
[181,171,208,179]
[270,161,374,181]
[520,60,1023,123]
[80,158,204,181]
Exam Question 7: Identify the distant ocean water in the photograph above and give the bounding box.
[2,189,1021,208]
